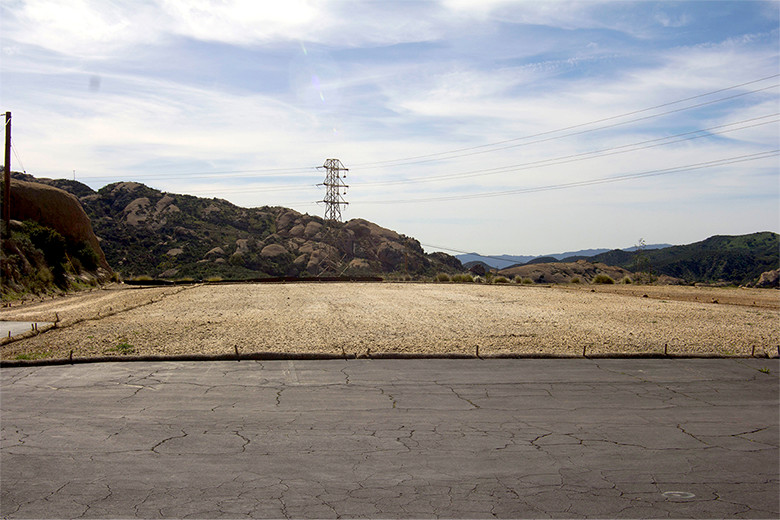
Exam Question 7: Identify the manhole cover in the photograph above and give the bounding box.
[662,491,696,499]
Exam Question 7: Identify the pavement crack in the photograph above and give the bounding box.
[340,366,351,385]
[677,423,710,446]
[234,430,251,452]
[438,383,480,409]
[150,429,187,453]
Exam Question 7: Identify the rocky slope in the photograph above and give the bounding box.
[10,173,462,280]
[2,178,114,298]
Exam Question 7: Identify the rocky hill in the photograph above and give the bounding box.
[1,178,114,298]
[10,173,462,280]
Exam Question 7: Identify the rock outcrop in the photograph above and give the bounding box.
[756,269,779,288]
[9,179,111,271]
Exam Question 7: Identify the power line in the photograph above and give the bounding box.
[11,143,26,173]
[354,114,780,187]
[147,114,780,197]
[77,165,319,181]
[352,83,779,170]
[355,150,779,204]
[350,74,780,168]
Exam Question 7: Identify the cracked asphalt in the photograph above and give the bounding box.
[1,358,778,519]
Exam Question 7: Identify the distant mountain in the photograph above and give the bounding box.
[457,254,535,269]
[457,244,671,269]
[10,173,462,280]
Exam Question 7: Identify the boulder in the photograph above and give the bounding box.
[347,258,371,271]
[276,209,301,232]
[289,224,305,237]
[9,179,111,271]
[123,197,151,226]
[756,269,779,288]
[235,239,250,255]
[205,247,225,258]
[261,244,288,258]
[304,221,323,238]
[345,218,401,241]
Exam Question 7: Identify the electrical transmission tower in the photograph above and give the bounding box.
[317,158,349,222]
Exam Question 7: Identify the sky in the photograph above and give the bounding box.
[1,0,778,256]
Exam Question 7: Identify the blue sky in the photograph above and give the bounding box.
[1,0,778,255]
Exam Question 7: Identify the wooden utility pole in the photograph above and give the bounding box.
[2,111,10,239]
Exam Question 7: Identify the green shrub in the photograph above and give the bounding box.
[493,276,509,283]
[14,350,53,361]
[75,244,100,271]
[570,277,581,284]
[452,273,474,283]
[22,221,67,285]
[435,272,451,282]
[593,274,615,284]
[621,276,633,284]
[108,342,135,355]
[522,278,534,285]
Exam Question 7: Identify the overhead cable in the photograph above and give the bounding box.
[350,74,780,168]
[354,150,779,204]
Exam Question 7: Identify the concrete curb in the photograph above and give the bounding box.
[1,351,775,368]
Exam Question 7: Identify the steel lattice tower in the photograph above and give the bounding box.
[318,158,349,222]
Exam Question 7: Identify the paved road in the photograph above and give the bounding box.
[1,358,778,519]
[0,321,53,338]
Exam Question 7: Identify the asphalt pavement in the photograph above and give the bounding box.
[0,321,53,338]
[1,358,778,519]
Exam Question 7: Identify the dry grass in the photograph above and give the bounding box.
[1,282,778,361]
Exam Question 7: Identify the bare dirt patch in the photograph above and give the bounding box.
[1,282,778,361]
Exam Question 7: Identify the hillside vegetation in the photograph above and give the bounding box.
[566,232,779,285]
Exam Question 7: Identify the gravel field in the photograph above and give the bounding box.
[1,282,778,360]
